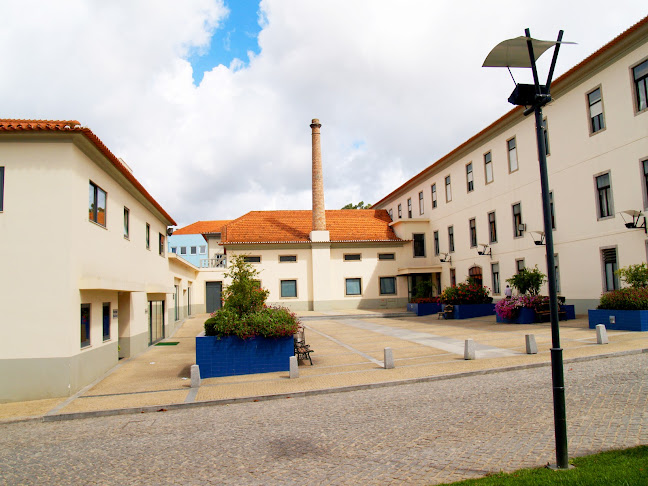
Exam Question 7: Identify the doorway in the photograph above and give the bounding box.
[206,281,223,314]
[468,265,483,287]
[148,300,165,345]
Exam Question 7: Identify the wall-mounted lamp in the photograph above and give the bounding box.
[166,227,175,237]
[440,253,452,263]
[620,210,646,234]
[529,230,545,246]
[477,243,492,258]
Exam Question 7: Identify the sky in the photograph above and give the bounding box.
[1,1,646,228]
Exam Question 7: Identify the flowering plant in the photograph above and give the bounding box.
[597,287,648,311]
[411,296,440,304]
[439,281,491,305]
[495,295,550,319]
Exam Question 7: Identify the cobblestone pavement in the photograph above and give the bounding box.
[1,354,646,485]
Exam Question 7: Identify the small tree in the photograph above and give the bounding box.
[412,280,435,300]
[616,263,648,289]
[341,201,372,209]
[221,255,269,317]
[506,266,546,296]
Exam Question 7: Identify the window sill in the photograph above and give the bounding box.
[89,219,107,230]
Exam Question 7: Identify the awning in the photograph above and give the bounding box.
[397,266,443,276]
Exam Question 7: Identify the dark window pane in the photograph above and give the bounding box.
[81,304,91,348]
[243,256,261,263]
[378,253,395,260]
[103,303,110,341]
[380,277,396,295]
[346,278,361,295]
[280,255,297,262]
[413,233,425,257]
[281,280,297,298]
[344,254,361,261]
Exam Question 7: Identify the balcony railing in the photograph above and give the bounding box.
[200,254,227,268]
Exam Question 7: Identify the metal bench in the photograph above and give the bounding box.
[294,328,314,365]
[437,304,454,320]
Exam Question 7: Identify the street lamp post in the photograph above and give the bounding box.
[483,29,574,470]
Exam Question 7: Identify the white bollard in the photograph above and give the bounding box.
[384,347,394,369]
[289,356,299,378]
[190,364,201,388]
[525,334,538,354]
[464,339,476,360]
[596,324,609,344]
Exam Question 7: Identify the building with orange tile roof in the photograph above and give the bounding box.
[167,220,231,267]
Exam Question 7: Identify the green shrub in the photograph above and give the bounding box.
[439,281,491,305]
[616,263,648,289]
[597,287,648,310]
[221,256,269,316]
[506,266,546,296]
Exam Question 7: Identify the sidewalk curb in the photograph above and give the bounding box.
[12,348,638,424]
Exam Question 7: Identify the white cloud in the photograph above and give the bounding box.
[0,0,645,226]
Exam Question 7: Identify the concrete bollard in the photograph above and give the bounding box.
[384,347,394,369]
[596,324,609,344]
[464,339,476,360]
[289,356,299,378]
[525,334,538,354]
[190,364,201,388]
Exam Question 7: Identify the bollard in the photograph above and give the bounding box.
[384,347,394,369]
[464,339,476,360]
[596,324,609,344]
[190,364,201,388]
[525,334,538,354]
[289,356,299,378]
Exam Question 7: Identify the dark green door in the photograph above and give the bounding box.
[206,281,223,314]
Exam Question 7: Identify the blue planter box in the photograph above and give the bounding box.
[407,302,443,316]
[496,305,576,324]
[445,303,495,319]
[588,309,648,332]
[196,334,294,378]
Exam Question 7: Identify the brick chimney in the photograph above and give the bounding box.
[311,118,326,231]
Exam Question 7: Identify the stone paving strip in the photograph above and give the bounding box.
[0,312,646,423]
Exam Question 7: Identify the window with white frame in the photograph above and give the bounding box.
[199,245,207,254]
[466,162,474,192]
[587,87,605,133]
[379,277,396,295]
[190,246,197,255]
[171,247,177,253]
[491,263,500,294]
[633,59,647,113]
[448,225,454,252]
[469,218,477,247]
[89,181,107,227]
[516,258,525,274]
[345,278,362,296]
[488,211,497,243]
[507,138,518,172]
[433,230,439,256]
[512,203,524,237]
[445,175,452,202]
[280,280,297,298]
[431,183,437,208]
[407,198,412,218]
[159,233,165,256]
[601,247,619,291]
[595,172,613,219]
[180,246,187,255]
[484,152,493,184]
[418,191,424,215]
[413,233,426,257]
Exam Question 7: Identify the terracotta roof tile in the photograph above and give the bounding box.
[0,118,176,226]
[222,210,402,244]
[174,220,231,235]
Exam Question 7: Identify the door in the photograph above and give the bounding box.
[206,281,223,314]
[468,265,483,287]
[148,300,165,345]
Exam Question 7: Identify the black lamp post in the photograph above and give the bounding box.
[484,29,574,470]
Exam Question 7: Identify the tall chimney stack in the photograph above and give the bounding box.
[311,118,326,231]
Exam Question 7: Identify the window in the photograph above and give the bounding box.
[344,253,361,261]
[491,263,500,294]
[123,207,129,238]
[431,183,437,208]
[407,198,412,218]
[542,118,550,156]
[103,303,111,341]
[1,166,5,211]
[433,231,440,256]
[243,256,261,263]
[643,159,648,208]
[89,181,107,227]
[398,204,402,219]
[549,191,556,229]
[633,59,648,113]
[413,233,426,257]
[199,245,207,254]
[190,246,197,255]
[448,226,455,252]
[379,277,397,295]
[171,247,177,253]
[345,278,362,296]
[469,218,477,248]
[602,247,619,291]
[507,138,518,172]
[512,203,524,237]
[180,246,187,255]
[280,255,297,262]
[280,280,297,298]
[516,259,525,274]
[587,87,605,133]
[146,223,150,249]
[418,191,424,215]
[595,172,613,218]
[466,162,474,192]
[159,233,165,256]
[445,175,452,202]
[378,253,395,260]
[450,268,456,287]
[488,211,497,243]
[484,152,493,184]
[554,254,561,294]
[388,208,393,220]
[81,304,91,348]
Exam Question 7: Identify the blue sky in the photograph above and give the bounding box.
[189,0,262,84]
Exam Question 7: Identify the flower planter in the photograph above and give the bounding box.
[196,333,294,378]
[445,303,495,320]
[496,305,576,324]
[588,309,648,332]
[407,302,443,316]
